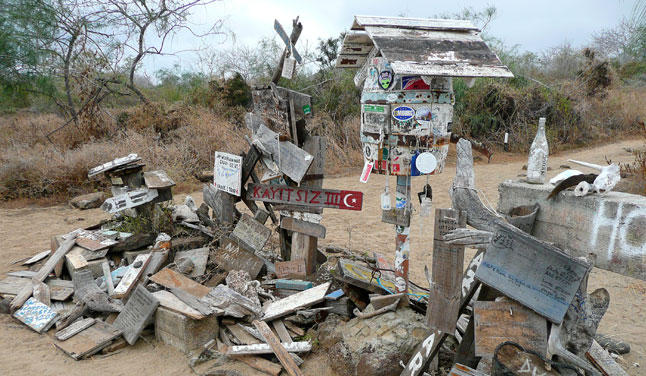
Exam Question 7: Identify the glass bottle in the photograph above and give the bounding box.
[527,117,549,184]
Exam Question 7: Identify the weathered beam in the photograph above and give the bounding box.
[252,320,305,376]
[271,18,303,84]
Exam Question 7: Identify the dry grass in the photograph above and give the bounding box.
[0,105,364,202]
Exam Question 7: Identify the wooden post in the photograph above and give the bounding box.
[394,175,411,296]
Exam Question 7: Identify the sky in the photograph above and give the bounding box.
[142,0,638,76]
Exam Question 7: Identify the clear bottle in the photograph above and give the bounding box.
[527,118,549,184]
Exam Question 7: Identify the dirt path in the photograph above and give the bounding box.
[1,139,645,375]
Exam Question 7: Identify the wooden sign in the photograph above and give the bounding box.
[253,124,280,171]
[493,342,560,376]
[88,153,140,177]
[113,284,160,345]
[214,152,242,196]
[475,223,589,323]
[0,277,73,301]
[112,253,151,299]
[247,183,363,211]
[280,217,326,238]
[101,188,158,213]
[474,300,548,357]
[448,364,486,376]
[231,213,272,253]
[336,258,428,300]
[275,259,307,279]
[382,208,411,226]
[175,248,209,277]
[143,170,175,188]
[401,251,484,376]
[335,54,367,68]
[13,297,59,333]
[214,237,265,279]
[274,19,303,63]
[54,320,122,360]
[262,282,330,321]
[426,209,467,333]
[278,141,313,184]
[203,183,236,224]
[149,268,210,298]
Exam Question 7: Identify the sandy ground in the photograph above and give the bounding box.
[1,138,645,375]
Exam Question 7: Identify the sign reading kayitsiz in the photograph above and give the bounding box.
[246,183,363,211]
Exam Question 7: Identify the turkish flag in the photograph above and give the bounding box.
[338,191,363,211]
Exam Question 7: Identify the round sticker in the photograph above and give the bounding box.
[415,106,432,126]
[415,152,437,174]
[386,93,398,102]
[392,106,415,121]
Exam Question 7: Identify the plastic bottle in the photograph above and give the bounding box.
[526,117,549,184]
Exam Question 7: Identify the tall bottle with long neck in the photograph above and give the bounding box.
[527,117,549,184]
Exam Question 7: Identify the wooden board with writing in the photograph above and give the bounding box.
[13,297,59,333]
[473,300,548,357]
[475,222,589,323]
[381,208,411,227]
[426,208,467,333]
[214,237,265,279]
[0,277,74,301]
[231,213,272,253]
[54,320,122,360]
[275,259,307,279]
[143,170,175,189]
[113,284,160,345]
[247,183,363,211]
[262,282,331,321]
[149,268,210,298]
[55,318,96,341]
[111,253,151,299]
[278,141,313,184]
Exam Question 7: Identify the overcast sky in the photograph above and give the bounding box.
[142,0,637,76]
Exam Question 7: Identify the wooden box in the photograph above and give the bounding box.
[154,307,219,354]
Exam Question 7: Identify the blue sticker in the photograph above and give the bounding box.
[392,106,415,121]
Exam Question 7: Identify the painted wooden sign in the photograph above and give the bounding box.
[101,188,158,213]
[274,19,302,63]
[214,237,265,279]
[474,300,548,357]
[275,259,307,279]
[112,253,151,299]
[247,183,363,211]
[88,153,140,177]
[214,152,242,196]
[13,297,59,333]
[586,340,629,376]
[262,282,331,321]
[426,209,467,333]
[113,284,160,345]
[336,54,367,68]
[54,320,122,360]
[231,213,272,253]
[475,223,589,323]
[336,258,428,300]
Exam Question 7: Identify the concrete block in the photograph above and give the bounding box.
[155,307,219,354]
[498,180,646,281]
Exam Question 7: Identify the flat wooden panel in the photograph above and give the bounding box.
[262,282,330,321]
[381,208,411,227]
[473,300,548,357]
[475,223,589,323]
[280,217,326,238]
[55,318,95,341]
[586,340,629,376]
[111,253,151,299]
[335,54,367,68]
[54,320,122,360]
[231,213,272,253]
[278,141,313,184]
[12,297,58,333]
[275,259,307,279]
[113,285,159,345]
[149,268,210,298]
[231,355,282,376]
[143,170,175,188]
[426,209,466,333]
[152,290,205,320]
[247,183,363,211]
[214,237,265,279]
[493,342,560,376]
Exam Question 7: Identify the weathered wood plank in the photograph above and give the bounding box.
[493,342,560,375]
[230,355,282,376]
[22,250,51,265]
[290,232,318,276]
[272,320,293,343]
[32,280,51,306]
[88,153,140,177]
[447,364,486,376]
[149,268,210,298]
[214,237,265,279]
[247,183,363,211]
[143,170,175,188]
[10,234,77,311]
[227,341,312,355]
[203,183,237,225]
[253,320,305,376]
[101,187,158,213]
[586,340,629,376]
[262,282,330,321]
[426,208,467,334]
[280,217,326,238]
[275,259,307,279]
[230,213,272,253]
[12,297,59,333]
[474,300,548,357]
[111,253,151,299]
[170,287,219,316]
[54,320,122,360]
[55,318,95,341]
[381,208,411,226]
[278,141,313,184]
[102,261,114,295]
[202,285,262,318]
[475,222,589,323]
[152,290,205,320]
[227,324,261,345]
[113,284,159,345]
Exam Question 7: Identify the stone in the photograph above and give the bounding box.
[69,192,105,210]
[318,307,427,376]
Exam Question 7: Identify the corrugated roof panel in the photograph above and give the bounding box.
[352,15,479,31]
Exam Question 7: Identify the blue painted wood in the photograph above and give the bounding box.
[275,279,313,291]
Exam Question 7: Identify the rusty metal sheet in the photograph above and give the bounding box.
[352,16,479,31]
